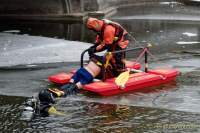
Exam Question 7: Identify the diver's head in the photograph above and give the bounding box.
[38,89,55,104]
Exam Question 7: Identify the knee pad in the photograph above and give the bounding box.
[72,67,93,85]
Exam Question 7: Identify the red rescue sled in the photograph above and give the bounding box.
[48,47,179,96]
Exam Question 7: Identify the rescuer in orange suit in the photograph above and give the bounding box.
[87,17,130,78]
[38,17,130,104]
[61,17,130,92]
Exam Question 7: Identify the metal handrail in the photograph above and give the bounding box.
[80,46,149,80]
[80,48,90,68]
[80,46,147,68]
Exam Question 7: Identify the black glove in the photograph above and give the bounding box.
[61,83,79,96]
[88,45,97,57]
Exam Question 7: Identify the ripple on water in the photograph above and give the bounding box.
[0,95,29,132]
[1,89,200,132]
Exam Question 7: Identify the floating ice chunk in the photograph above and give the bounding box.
[176,41,200,45]
[3,30,20,33]
[160,2,180,5]
[26,65,38,67]
[182,32,197,37]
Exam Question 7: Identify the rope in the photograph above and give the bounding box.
[128,33,142,48]
[135,48,147,63]
[144,47,172,69]
[130,47,147,69]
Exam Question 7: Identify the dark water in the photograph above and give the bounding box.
[0,20,94,43]
[1,3,200,133]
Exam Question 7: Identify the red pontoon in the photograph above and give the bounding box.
[48,47,179,96]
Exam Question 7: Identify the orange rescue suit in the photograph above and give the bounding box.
[87,18,130,78]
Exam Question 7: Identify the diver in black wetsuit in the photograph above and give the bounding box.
[21,85,77,120]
